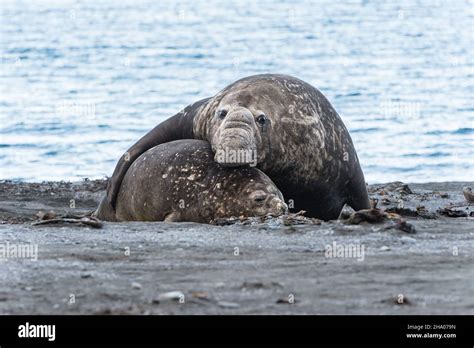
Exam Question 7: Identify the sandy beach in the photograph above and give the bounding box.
[0,179,472,315]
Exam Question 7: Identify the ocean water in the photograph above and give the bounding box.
[0,0,473,183]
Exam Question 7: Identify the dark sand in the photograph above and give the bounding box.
[0,180,473,314]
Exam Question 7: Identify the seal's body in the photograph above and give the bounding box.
[112,140,287,223]
[96,74,369,221]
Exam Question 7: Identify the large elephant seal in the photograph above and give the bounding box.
[97,74,369,220]
[106,140,287,223]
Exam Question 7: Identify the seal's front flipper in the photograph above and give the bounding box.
[104,97,211,212]
[164,211,181,222]
[347,176,371,212]
[93,193,118,221]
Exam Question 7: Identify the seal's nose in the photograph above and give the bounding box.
[224,107,254,128]
[268,197,288,215]
[277,201,288,214]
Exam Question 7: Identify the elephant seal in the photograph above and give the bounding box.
[106,140,287,223]
[96,74,369,221]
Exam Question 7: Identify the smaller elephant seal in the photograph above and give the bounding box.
[96,140,288,223]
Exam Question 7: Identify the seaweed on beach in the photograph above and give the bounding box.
[32,210,103,228]
[385,206,437,219]
[342,207,416,234]
[437,207,468,218]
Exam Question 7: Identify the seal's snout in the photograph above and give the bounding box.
[271,198,288,215]
[223,108,254,128]
[214,107,258,167]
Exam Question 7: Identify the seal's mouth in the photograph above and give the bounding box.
[267,197,288,216]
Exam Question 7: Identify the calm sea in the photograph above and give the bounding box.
[1,0,473,183]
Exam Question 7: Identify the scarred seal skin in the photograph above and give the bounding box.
[111,140,287,223]
[96,74,370,221]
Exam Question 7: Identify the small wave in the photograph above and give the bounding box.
[43,150,59,156]
[335,92,362,98]
[401,151,451,158]
[350,127,382,133]
[8,47,62,59]
[426,128,473,135]
[364,163,452,174]
[94,139,122,145]
[0,143,38,148]
[452,128,474,135]
[2,124,77,134]
[456,107,474,112]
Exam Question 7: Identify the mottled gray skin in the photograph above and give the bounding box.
[96,74,369,221]
[113,140,287,223]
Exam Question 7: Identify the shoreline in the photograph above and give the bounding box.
[0,180,473,314]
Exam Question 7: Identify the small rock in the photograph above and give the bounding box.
[345,208,387,224]
[370,198,379,209]
[395,220,416,234]
[386,207,419,217]
[463,187,474,203]
[131,282,142,290]
[217,301,240,309]
[81,273,93,279]
[338,204,356,220]
[438,207,468,218]
[241,281,283,289]
[191,291,209,300]
[36,210,56,220]
[242,281,265,290]
[156,291,184,302]
[415,206,437,219]
[394,183,413,195]
[400,236,417,244]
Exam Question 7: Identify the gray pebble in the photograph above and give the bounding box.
[401,236,417,244]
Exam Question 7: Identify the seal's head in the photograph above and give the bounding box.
[213,170,288,219]
[245,185,288,217]
[200,77,289,168]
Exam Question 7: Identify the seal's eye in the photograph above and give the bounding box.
[250,190,267,204]
[217,109,228,119]
[256,114,267,126]
[253,194,266,203]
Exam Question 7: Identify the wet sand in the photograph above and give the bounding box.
[0,180,473,314]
